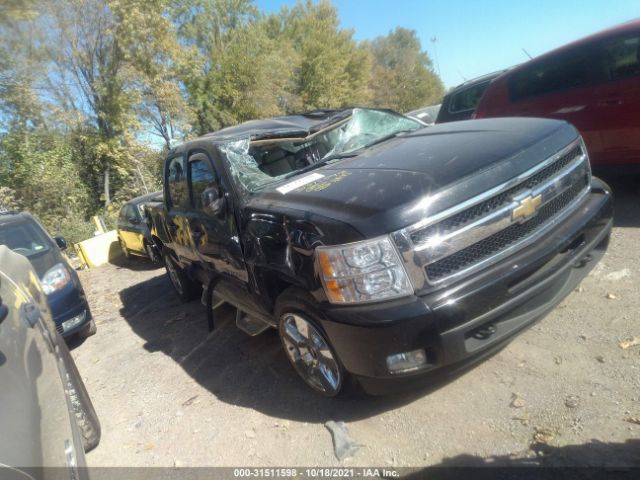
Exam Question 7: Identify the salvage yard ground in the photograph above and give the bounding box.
[71,175,640,469]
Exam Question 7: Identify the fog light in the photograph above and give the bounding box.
[386,349,427,374]
[62,311,86,332]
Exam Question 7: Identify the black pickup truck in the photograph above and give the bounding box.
[147,108,612,396]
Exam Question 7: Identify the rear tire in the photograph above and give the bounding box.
[163,251,200,302]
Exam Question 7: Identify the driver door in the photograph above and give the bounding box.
[185,152,248,284]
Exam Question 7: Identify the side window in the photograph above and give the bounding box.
[509,47,596,100]
[188,155,217,210]
[130,204,142,221]
[118,205,128,222]
[449,82,490,113]
[122,205,133,221]
[166,156,187,208]
[602,34,640,80]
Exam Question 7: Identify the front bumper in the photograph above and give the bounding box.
[56,308,92,337]
[318,181,613,394]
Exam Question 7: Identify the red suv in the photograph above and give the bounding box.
[475,20,640,170]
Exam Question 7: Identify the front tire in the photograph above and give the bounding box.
[275,288,346,397]
[119,238,130,259]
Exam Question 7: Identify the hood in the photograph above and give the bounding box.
[248,118,579,238]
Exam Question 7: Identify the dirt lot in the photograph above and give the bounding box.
[71,175,640,469]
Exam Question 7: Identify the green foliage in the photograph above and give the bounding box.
[172,0,260,133]
[0,186,20,211]
[48,216,97,246]
[0,129,93,243]
[0,1,45,132]
[277,0,372,110]
[104,142,164,228]
[180,23,298,132]
[114,0,195,148]
[0,0,446,244]
[369,27,445,112]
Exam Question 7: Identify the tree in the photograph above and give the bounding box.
[113,0,194,150]
[277,0,372,110]
[41,0,138,207]
[0,186,20,211]
[0,1,46,135]
[369,27,444,112]
[171,0,259,133]
[0,128,93,242]
[0,0,449,245]
[38,0,189,204]
[210,22,300,125]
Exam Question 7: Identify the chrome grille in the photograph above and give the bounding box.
[56,323,64,334]
[393,139,591,291]
[425,176,588,281]
[410,145,583,245]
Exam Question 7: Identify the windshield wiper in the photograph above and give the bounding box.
[360,128,416,150]
[316,151,359,164]
[281,152,359,179]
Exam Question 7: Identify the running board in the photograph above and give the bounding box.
[201,287,225,310]
[236,310,271,336]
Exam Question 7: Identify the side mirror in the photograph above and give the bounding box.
[202,186,225,216]
[54,236,67,250]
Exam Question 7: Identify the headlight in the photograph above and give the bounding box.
[316,236,413,304]
[41,263,72,295]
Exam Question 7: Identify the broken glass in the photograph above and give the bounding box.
[219,108,422,193]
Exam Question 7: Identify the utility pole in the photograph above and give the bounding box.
[135,162,149,194]
[431,36,442,78]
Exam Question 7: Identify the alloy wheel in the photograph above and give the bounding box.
[279,313,342,396]
[164,256,183,295]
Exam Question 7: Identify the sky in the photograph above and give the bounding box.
[255,0,639,89]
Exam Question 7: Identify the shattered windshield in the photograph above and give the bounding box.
[220,108,422,193]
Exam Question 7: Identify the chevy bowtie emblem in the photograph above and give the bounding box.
[512,194,542,222]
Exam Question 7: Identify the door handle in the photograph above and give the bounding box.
[20,303,40,328]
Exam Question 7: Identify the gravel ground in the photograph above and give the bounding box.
[71,175,639,469]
